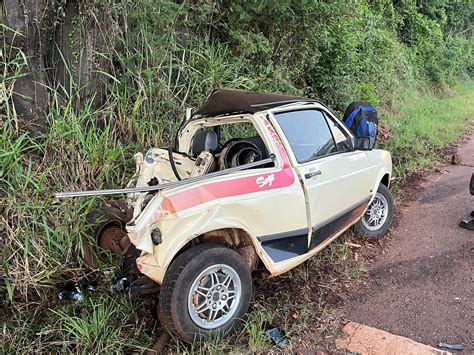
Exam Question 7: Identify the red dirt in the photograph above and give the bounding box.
[343,133,474,351]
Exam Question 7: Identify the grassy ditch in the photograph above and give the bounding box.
[1,81,474,353]
[383,81,474,179]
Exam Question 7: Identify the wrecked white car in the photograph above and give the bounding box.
[58,89,393,341]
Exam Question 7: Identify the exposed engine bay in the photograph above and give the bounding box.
[132,127,269,189]
[121,120,272,221]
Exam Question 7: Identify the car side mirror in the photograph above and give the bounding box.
[354,137,374,151]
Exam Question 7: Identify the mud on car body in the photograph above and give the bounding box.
[58,89,393,341]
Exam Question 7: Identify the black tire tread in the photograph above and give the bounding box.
[158,243,251,342]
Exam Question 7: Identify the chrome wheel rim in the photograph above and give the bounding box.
[187,264,241,329]
[362,192,389,231]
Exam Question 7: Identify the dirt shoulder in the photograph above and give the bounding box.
[342,132,474,350]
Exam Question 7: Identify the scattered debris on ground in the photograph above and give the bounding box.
[438,343,465,351]
[265,325,290,348]
[58,281,97,302]
[451,153,461,165]
[146,332,171,355]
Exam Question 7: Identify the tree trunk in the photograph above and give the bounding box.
[1,0,117,136]
[2,0,54,136]
[52,1,116,109]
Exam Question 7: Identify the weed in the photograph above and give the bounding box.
[52,299,123,352]
[350,263,366,283]
[1,1,473,352]
[383,82,474,179]
[245,306,274,352]
[2,294,154,353]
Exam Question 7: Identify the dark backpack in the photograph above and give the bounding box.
[343,101,378,146]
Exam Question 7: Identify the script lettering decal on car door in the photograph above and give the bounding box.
[256,174,275,188]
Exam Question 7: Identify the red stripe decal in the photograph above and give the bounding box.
[162,115,294,213]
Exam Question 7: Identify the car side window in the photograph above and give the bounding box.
[324,113,352,153]
[274,109,337,163]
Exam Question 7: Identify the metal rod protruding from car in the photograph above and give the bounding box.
[55,155,276,198]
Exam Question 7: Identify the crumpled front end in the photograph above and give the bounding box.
[126,198,240,284]
[126,194,184,284]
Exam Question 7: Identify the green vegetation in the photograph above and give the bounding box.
[384,82,474,177]
[1,0,473,353]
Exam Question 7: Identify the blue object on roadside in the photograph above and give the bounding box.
[265,325,290,347]
[343,101,378,148]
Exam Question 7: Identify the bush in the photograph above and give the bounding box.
[1,1,473,352]
[109,0,472,119]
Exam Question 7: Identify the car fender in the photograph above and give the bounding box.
[128,195,273,283]
[366,149,392,204]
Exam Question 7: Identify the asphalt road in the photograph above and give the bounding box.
[344,133,474,351]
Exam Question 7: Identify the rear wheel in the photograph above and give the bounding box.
[158,244,252,342]
[354,183,394,239]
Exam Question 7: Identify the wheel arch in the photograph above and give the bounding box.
[380,172,391,188]
[368,168,392,206]
[172,228,263,274]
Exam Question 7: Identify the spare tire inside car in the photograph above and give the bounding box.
[222,140,262,169]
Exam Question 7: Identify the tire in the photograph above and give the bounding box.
[158,243,252,342]
[354,183,394,239]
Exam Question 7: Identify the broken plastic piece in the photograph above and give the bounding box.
[111,274,159,295]
[265,325,290,347]
[438,342,465,351]
[111,275,135,292]
[58,282,96,301]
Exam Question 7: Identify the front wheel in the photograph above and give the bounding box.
[158,243,252,342]
[354,183,394,239]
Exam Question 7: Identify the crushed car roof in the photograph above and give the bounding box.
[192,89,317,118]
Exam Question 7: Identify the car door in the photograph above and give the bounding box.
[272,108,374,250]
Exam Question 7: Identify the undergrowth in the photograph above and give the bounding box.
[383,82,474,178]
[1,0,474,353]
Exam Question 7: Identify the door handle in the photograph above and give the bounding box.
[304,170,322,179]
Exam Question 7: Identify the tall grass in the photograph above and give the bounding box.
[0,12,268,353]
[383,82,474,178]
[1,295,153,353]
[1,2,473,352]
